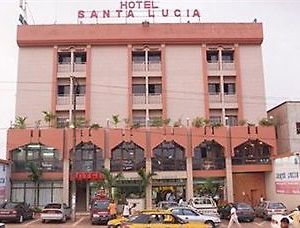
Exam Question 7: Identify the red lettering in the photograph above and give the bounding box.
[116,9,123,17]
[193,9,200,17]
[162,9,168,17]
[151,1,159,9]
[136,1,142,8]
[127,10,134,17]
[90,10,98,18]
[128,1,135,9]
[120,1,127,9]
[174,9,181,17]
[148,10,154,17]
[103,10,110,18]
[78,10,85,19]
[144,1,151,9]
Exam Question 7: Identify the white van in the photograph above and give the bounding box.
[188,197,219,216]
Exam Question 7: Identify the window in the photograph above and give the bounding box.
[57,85,70,97]
[56,117,69,128]
[132,51,145,63]
[226,115,238,126]
[132,84,146,94]
[152,141,186,171]
[74,52,86,64]
[111,141,145,172]
[210,116,221,125]
[132,116,146,127]
[149,84,162,94]
[75,85,86,96]
[296,122,300,134]
[206,51,219,63]
[148,51,161,63]
[224,83,236,95]
[222,50,234,63]
[208,83,220,95]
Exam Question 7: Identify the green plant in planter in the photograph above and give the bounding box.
[259,117,276,126]
[42,111,56,127]
[173,118,183,127]
[112,114,121,128]
[238,119,247,126]
[211,122,223,128]
[89,123,101,129]
[192,117,208,128]
[14,116,27,129]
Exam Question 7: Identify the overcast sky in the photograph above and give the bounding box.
[0,0,299,159]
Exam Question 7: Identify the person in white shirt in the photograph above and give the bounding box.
[227,204,241,228]
[123,202,130,218]
[178,197,184,206]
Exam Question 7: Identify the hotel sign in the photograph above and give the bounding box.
[78,1,200,20]
[274,155,300,194]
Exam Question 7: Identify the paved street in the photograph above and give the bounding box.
[4,216,273,228]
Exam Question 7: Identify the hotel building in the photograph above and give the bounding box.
[7,22,276,211]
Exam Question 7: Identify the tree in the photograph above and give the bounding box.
[97,168,123,199]
[14,116,27,129]
[137,168,156,197]
[112,114,120,128]
[42,111,56,127]
[27,162,43,208]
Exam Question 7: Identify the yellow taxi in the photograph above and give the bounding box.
[108,210,209,228]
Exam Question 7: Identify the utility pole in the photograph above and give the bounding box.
[70,75,78,222]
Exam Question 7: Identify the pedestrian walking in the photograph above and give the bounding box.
[123,201,130,218]
[107,200,117,219]
[227,204,241,228]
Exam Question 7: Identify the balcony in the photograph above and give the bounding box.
[148,93,162,104]
[209,94,221,103]
[132,62,162,76]
[73,63,86,72]
[133,94,146,105]
[57,63,71,73]
[56,95,85,110]
[193,158,225,170]
[224,94,237,103]
[57,63,86,78]
[207,62,219,71]
[148,62,161,72]
[132,93,162,109]
[132,62,146,72]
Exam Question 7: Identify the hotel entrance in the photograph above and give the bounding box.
[76,182,87,212]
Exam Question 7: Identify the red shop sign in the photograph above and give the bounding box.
[75,172,103,181]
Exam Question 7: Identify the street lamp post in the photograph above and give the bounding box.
[70,75,79,222]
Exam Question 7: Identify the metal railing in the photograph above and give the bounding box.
[148,93,162,104]
[222,62,235,71]
[133,94,146,104]
[132,62,161,72]
[209,94,222,103]
[132,62,146,72]
[148,62,161,72]
[57,95,85,105]
[224,94,237,103]
[207,62,219,71]
[57,63,86,73]
[73,63,86,72]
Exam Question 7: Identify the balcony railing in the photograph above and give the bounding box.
[132,62,146,72]
[73,63,86,72]
[148,93,162,104]
[110,159,145,172]
[148,62,161,72]
[133,94,146,104]
[192,158,225,170]
[222,62,235,71]
[57,63,71,73]
[209,94,221,103]
[224,94,237,103]
[207,62,219,71]
[12,160,63,172]
[57,95,85,105]
[232,156,271,165]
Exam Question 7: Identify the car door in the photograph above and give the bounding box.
[182,208,201,223]
[171,208,185,221]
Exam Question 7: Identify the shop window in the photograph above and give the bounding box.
[111,141,145,172]
[152,141,186,171]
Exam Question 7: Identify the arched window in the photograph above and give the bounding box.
[152,141,186,171]
[233,140,271,165]
[111,141,145,172]
[73,142,104,172]
[11,144,62,172]
[193,140,225,170]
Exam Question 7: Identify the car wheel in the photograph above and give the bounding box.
[42,219,46,223]
[18,215,24,223]
[204,220,215,228]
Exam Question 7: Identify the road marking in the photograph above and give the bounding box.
[24,218,41,226]
[254,221,266,226]
[71,216,85,227]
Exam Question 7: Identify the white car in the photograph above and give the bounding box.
[188,197,219,216]
[41,203,71,223]
[169,207,221,227]
[271,213,294,228]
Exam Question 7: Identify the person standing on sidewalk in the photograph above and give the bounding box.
[123,201,130,218]
[227,204,241,228]
[108,200,117,219]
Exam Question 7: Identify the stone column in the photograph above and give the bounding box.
[225,157,234,202]
[145,158,152,209]
[63,159,70,205]
[186,157,194,201]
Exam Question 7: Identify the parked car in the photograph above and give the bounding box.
[157,201,179,210]
[169,207,221,227]
[120,210,209,228]
[41,203,71,223]
[90,199,111,225]
[0,202,33,223]
[219,202,255,222]
[255,201,287,220]
[0,222,4,227]
[188,197,219,216]
[271,213,294,228]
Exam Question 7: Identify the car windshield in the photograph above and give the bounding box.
[45,204,61,209]
[93,200,109,210]
[2,203,18,209]
[268,203,285,209]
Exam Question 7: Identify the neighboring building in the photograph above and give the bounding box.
[266,101,300,210]
[0,159,10,203]
[7,22,276,211]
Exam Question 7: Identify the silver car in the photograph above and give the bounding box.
[41,203,71,223]
[169,207,221,227]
